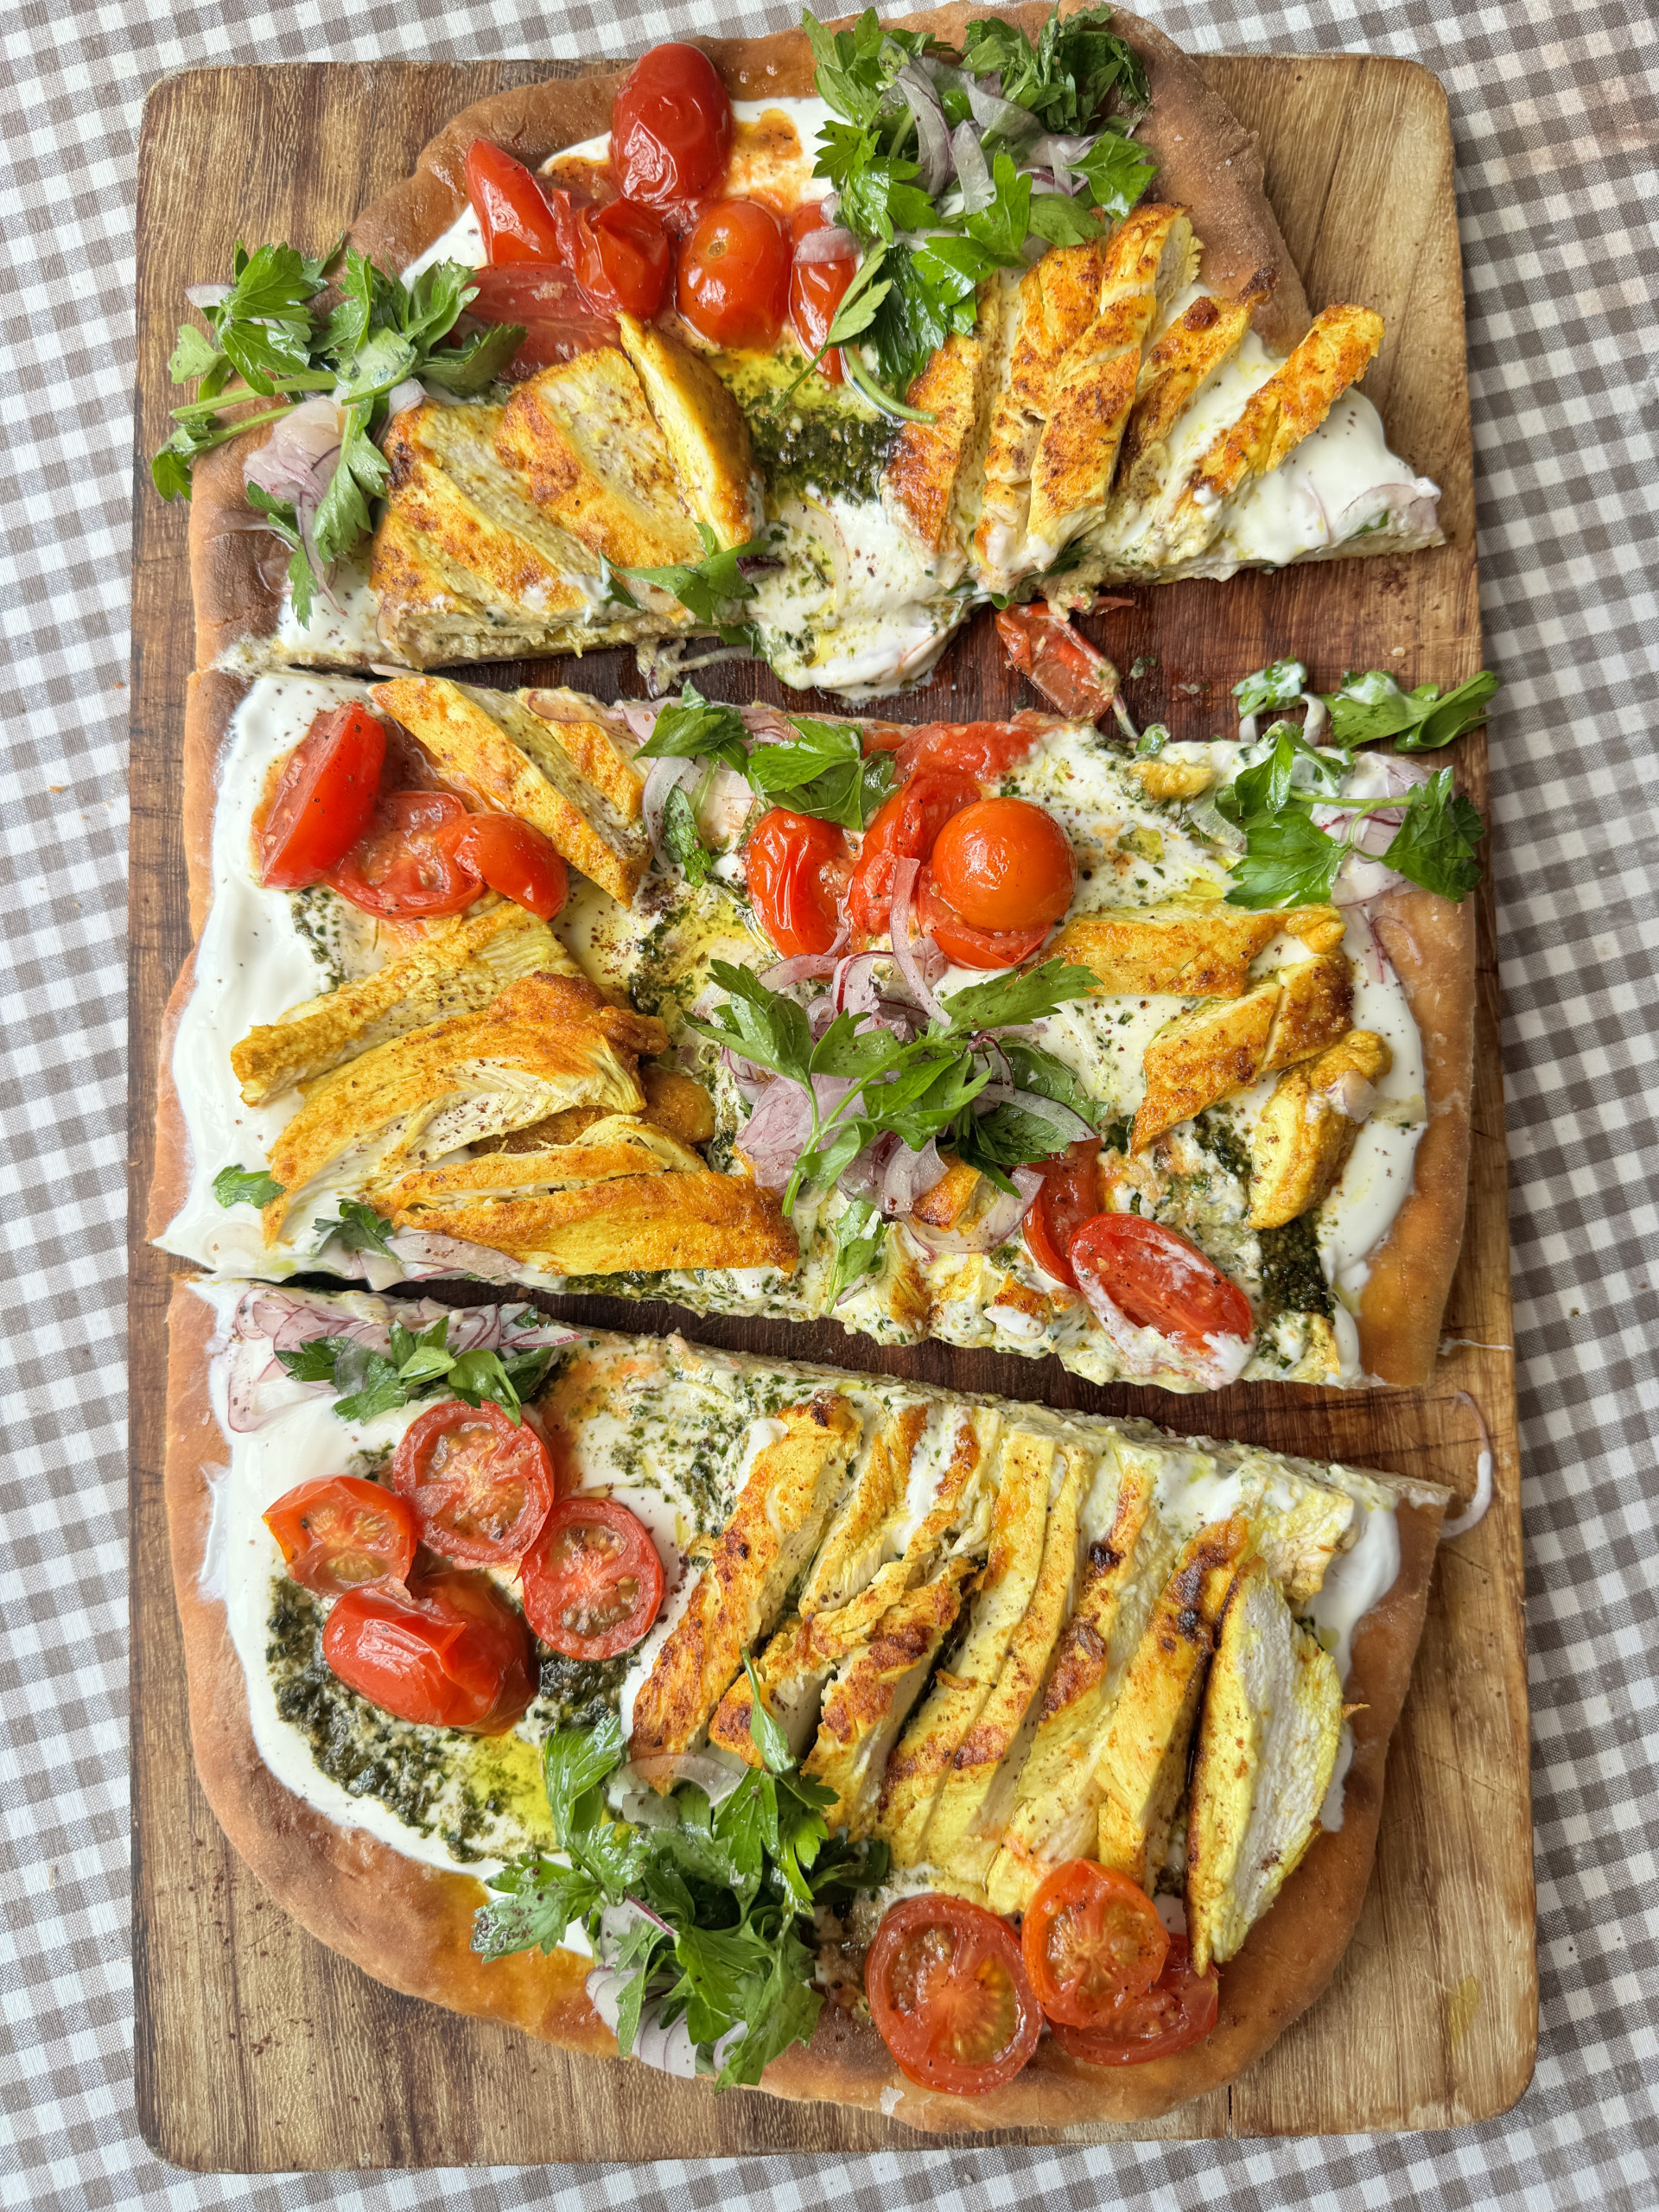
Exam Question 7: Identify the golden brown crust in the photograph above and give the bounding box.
[166,1284,1445,2129]
[1355,885,1477,1384]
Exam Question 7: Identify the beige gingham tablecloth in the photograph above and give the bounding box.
[3,0,1656,2200]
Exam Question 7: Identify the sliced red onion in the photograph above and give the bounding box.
[739,702,801,746]
[612,1751,747,1807]
[720,1043,771,1105]
[641,754,698,855]
[387,1230,529,1284]
[380,378,425,434]
[495,1307,582,1354]
[839,1130,899,1203]
[973,1083,1095,1147]
[888,859,946,1026]
[881,1135,944,1218]
[615,698,663,745]
[739,1074,854,1191]
[186,281,232,310]
[1332,852,1405,906]
[895,65,953,194]
[760,953,838,988]
[793,223,859,264]
[242,396,349,611]
[1026,132,1095,191]
[951,121,994,213]
[1440,1391,1494,1539]
[902,1166,1040,1255]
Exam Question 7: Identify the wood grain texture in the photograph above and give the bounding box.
[129,52,1533,2171]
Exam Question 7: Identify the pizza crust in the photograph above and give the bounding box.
[164,1276,1446,2131]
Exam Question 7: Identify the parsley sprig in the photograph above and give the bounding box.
[474,1707,887,2090]
[620,525,766,648]
[635,685,896,835]
[276,1309,559,1425]
[802,7,1155,404]
[1218,724,1485,907]
[689,956,1096,1217]
[152,244,520,620]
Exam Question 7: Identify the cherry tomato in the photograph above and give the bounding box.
[611,43,733,207]
[918,867,1049,970]
[677,199,791,350]
[866,1894,1042,2096]
[465,140,566,264]
[262,1474,417,1597]
[520,1496,665,1659]
[1023,1140,1103,1288]
[322,1568,536,1733]
[433,812,569,920]
[1048,1932,1219,2066]
[1069,1213,1254,1355]
[930,798,1077,934]
[577,197,673,318]
[391,1398,556,1566]
[258,703,386,890]
[462,262,621,372]
[875,717,1048,783]
[996,603,1121,723]
[327,791,484,919]
[789,202,855,385]
[846,766,981,938]
[1021,1860,1169,2027]
[744,809,850,958]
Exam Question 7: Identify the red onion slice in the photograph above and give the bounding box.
[880,1135,944,1218]
[242,396,350,612]
[641,754,698,855]
[902,1166,1041,1255]
[612,1751,747,1807]
[972,1083,1095,1147]
[888,859,946,1025]
[794,222,860,264]
[760,953,838,988]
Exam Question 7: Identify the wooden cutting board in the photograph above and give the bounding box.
[129,50,1535,2171]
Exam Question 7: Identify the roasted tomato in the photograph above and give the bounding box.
[846,765,981,937]
[995,602,1122,723]
[866,1894,1042,2095]
[322,1569,536,1733]
[611,42,734,207]
[744,809,850,958]
[461,262,621,372]
[538,188,672,319]
[1069,1213,1254,1355]
[677,198,791,350]
[1021,1860,1169,2028]
[1023,1139,1103,1288]
[929,798,1077,934]
[1048,1932,1220,2066]
[788,202,856,385]
[327,791,483,919]
[520,1496,665,1659]
[917,867,1049,970]
[864,716,1048,783]
[434,811,569,920]
[465,140,566,264]
[258,703,386,890]
[262,1474,417,1597]
[391,1398,556,1567]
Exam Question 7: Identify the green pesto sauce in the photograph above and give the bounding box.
[1194,1109,1252,1186]
[534,1650,626,1732]
[1257,1216,1335,1321]
[718,353,895,504]
[267,1583,519,1863]
[288,886,350,992]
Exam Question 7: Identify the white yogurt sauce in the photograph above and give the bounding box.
[1305,1484,1402,1829]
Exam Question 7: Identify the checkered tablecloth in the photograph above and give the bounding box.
[3,0,1656,2200]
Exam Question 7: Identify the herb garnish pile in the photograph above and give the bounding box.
[275,1308,561,1425]
[152,244,522,620]
[636,683,897,851]
[475,1694,887,2088]
[801,6,1156,413]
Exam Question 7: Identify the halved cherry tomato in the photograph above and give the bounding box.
[520,1496,665,1659]
[327,791,483,918]
[1069,1212,1254,1355]
[465,140,565,264]
[744,809,850,958]
[262,1474,417,1597]
[611,42,733,207]
[433,812,569,920]
[1023,1139,1103,1288]
[577,197,673,318]
[788,202,855,385]
[870,716,1048,783]
[918,867,1049,970]
[846,765,981,938]
[996,603,1121,723]
[462,262,621,372]
[322,1568,536,1733]
[677,198,791,350]
[1048,1932,1219,2066]
[391,1398,556,1566]
[1021,1860,1168,2027]
[866,1893,1042,2095]
[929,797,1077,934]
[258,703,386,890]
